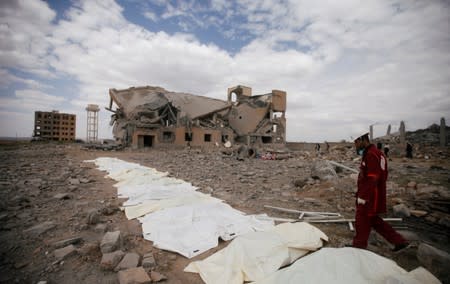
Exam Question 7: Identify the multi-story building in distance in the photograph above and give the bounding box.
[33,110,76,141]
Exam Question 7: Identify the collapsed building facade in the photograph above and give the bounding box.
[107,85,286,149]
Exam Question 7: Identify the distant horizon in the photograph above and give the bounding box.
[1,120,446,144]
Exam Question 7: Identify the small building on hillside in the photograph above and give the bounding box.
[33,110,76,141]
[106,85,286,149]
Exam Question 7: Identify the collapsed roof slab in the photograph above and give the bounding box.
[109,86,230,120]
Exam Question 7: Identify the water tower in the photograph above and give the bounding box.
[86,104,100,142]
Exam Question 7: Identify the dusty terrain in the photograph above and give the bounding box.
[0,141,449,283]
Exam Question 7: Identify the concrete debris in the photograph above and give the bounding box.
[101,250,125,270]
[53,237,83,249]
[100,231,122,253]
[117,267,151,284]
[310,160,337,180]
[53,193,72,200]
[94,223,108,233]
[54,245,77,260]
[393,204,411,217]
[115,252,140,271]
[23,221,56,237]
[410,210,428,217]
[142,253,156,270]
[150,271,167,282]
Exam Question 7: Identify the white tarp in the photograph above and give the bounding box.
[89,157,275,258]
[139,202,274,258]
[255,247,441,284]
[184,222,329,284]
[124,191,222,220]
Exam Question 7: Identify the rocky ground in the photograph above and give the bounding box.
[0,141,449,283]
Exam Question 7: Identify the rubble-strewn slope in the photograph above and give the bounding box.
[0,140,449,283]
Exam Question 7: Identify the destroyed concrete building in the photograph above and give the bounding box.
[107,85,286,149]
[33,110,76,141]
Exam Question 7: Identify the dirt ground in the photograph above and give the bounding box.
[0,141,449,283]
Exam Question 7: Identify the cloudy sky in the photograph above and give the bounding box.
[0,0,449,142]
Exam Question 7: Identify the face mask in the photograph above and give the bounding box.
[357,149,364,156]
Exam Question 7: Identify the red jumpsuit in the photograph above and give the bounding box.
[352,144,406,248]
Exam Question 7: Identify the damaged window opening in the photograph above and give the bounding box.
[138,135,154,148]
[262,136,272,143]
[185,133,193,142]
[222,135,229,143]
[204,134,211,142]
[162,131,175,143]
[231,92,238,105]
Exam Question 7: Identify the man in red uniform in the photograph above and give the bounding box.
[352,133,409,251]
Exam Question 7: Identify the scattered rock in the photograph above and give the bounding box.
[95,223,108,233]
[310,161,337,180]
[293,178,306,188]
[53,237,83,249]
[150,271,167,282]
[101,204,118,215]
[392,204,410,217]
[69,178,80,185]
[78,242,99,258]
[115,252,140,271]
[142,253,156,270]
[100,231,121,253]
[117,267,151,284]
[23,221,56,237]
[101,250,125,270]
[53,193,72,200]
[410,210,428,217]
[54,245,77,260]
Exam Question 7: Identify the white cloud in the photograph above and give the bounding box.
[0,0,449,142]
[143,11,158,22]
[0,89,65,112]
[0,0,55,76]
[0,69,52,89]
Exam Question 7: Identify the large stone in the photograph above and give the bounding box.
[23,221,56,237]
[54,245,77,260]
[100,231,121,253]
[410,209,428,217]
[417,243,450,283]
[115,252,140,271]
[69,178,80,185]
[94,223,108,233]
[53,193,72,200]
[150,271,167,282]
[101,250,125,270]
[311,161,337,180]
[142,253,156,270]
[53,237,82,249]
[117,267,151,284]
[393,204,410,217]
